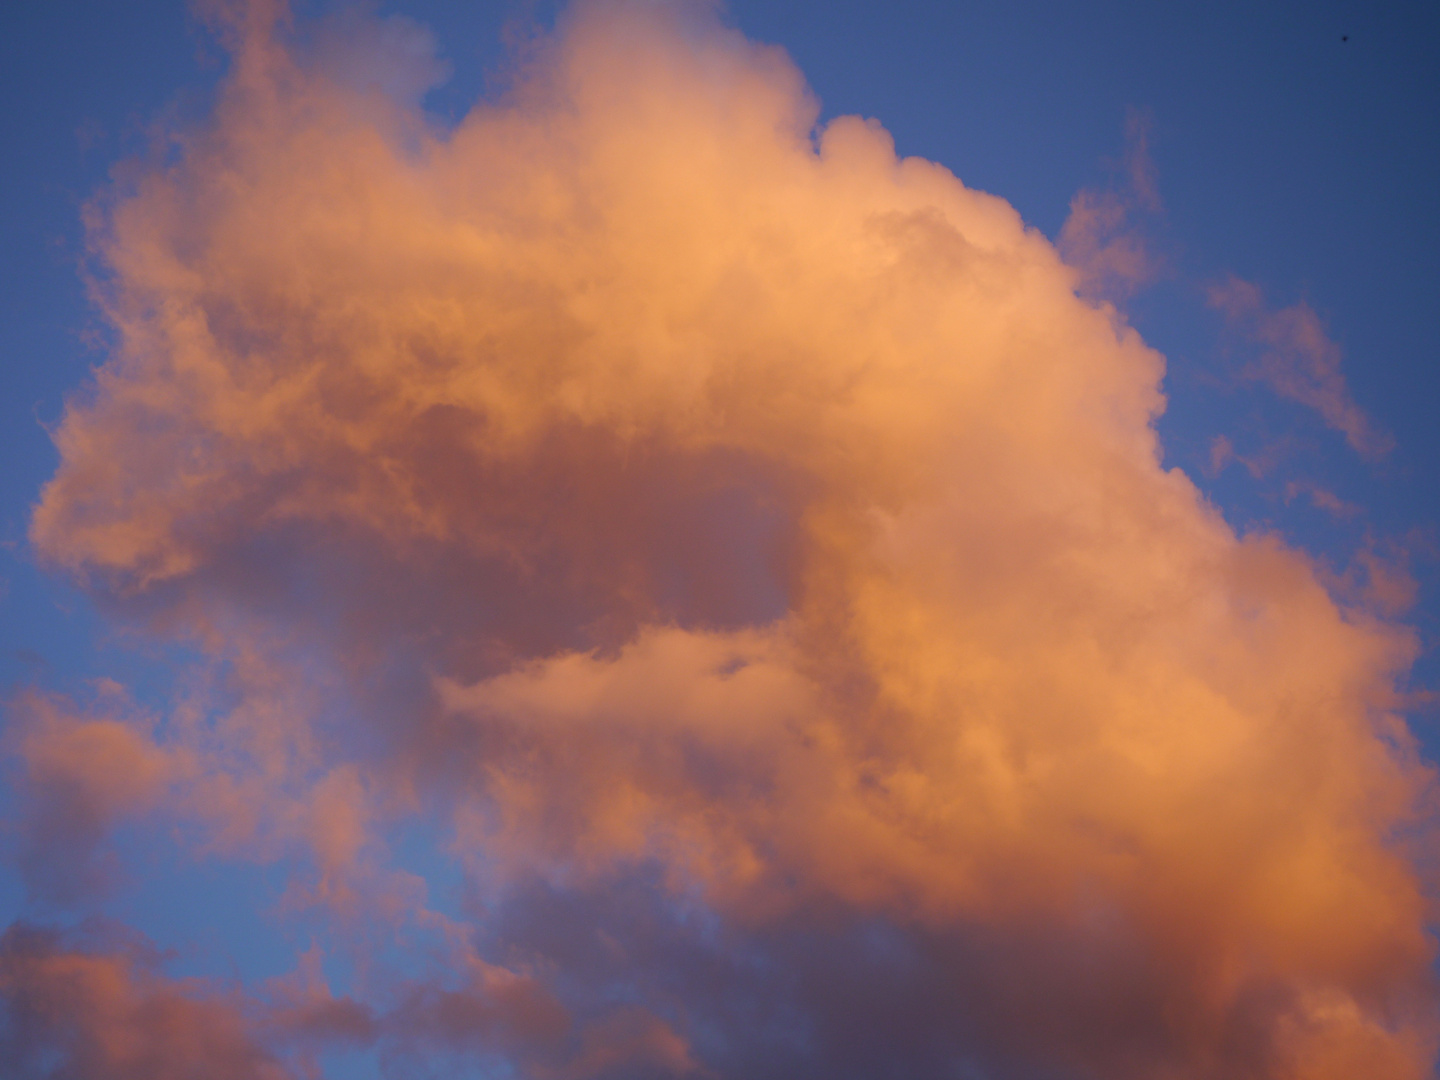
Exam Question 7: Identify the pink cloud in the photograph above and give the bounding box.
[1210,275,1393,459]
[0,923,291,1080]
[1058,108,1165,303]
[13,2,1437,1077]
[6,689,177,904]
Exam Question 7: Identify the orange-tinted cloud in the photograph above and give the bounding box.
[6,688,177,904]
[1058,107,1165,303]
[19,1,1439,1077]
[0,922,586,1080]
[0,923,291,1080]
[1210,275,1393,459]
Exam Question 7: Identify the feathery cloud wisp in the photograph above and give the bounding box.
[1210,274,1393,460]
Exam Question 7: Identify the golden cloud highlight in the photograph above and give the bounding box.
[15,2,1437,1077]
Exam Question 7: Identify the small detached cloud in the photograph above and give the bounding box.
[1210,275,1393,460]
[1059,108,1166,303]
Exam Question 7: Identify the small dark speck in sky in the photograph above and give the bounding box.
[1342,35,1349,42]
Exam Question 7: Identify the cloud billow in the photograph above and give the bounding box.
[11,2,1437,1077]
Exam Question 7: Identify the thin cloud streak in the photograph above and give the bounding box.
[1210,274,1394,460]
[7,1,1437,1077]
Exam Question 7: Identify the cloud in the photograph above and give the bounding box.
[1210,275,1393,459]
[0,922,291,1080]
[18,1,1439,1077]
[1284,480,1363,521]
[0,919,673,1080]
[1058,107,1165,303]
[5,688,177,905]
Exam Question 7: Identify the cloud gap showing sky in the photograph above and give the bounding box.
[3,1,1437,1078]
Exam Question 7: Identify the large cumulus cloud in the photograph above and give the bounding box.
[12,1,1437,1077]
